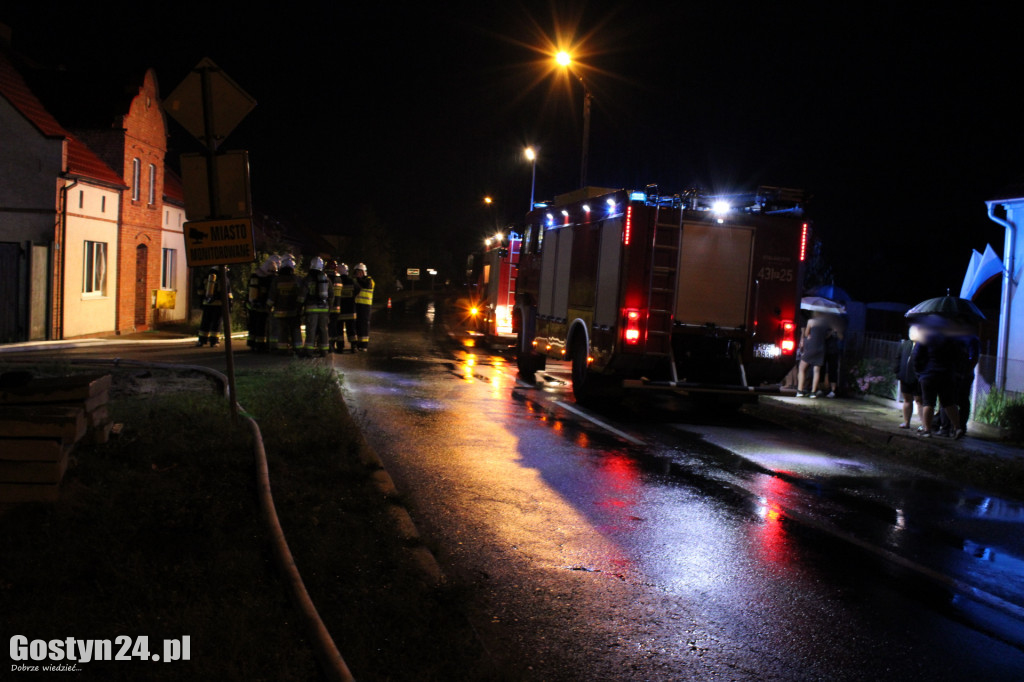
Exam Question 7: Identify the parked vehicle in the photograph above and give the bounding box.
[463,231,521,345]
[513,185,809,405]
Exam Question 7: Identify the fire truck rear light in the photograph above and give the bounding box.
[781,320,796,354]
[799,224,808,262]
[624,308,641,345]
[623,206,633,245]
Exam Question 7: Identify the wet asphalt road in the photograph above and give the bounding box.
[15,297,1024,680]
[335,297,1024,680]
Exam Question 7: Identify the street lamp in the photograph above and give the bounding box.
[524,146,537,211]
[483,196,497,230]
[555,51,593,189]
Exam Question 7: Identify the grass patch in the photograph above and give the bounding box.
[1,363,495,680]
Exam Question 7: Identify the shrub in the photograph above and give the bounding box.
[976,388,1024,437]
[848,356,897,400]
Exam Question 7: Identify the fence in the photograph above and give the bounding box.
[850,331,1023,423]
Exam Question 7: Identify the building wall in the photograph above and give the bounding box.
[0,94,62,342]
[157,202,188,323]
[61,182,120,338]
[115,69,166,333]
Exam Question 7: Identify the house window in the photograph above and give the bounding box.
[161,248,176,289]
[132,158,141,201]
[101,196,106,213]
[78,190,84,209]
[148,163,156,204]
[83,241,107,295]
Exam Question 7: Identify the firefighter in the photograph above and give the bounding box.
[246,256,278,353]
[352,262,374,351]
[325,260,344,353]
[332,262,357,353]
[266,255,303,354]
[301,256,333,357]
[197,266,231,347]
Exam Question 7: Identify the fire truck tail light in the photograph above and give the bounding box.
[623,206,633,245]
[781,320,796,354]
[624,308,641,345]
[799,224,808,262]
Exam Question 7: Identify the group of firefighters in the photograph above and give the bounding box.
[195,255,375,356]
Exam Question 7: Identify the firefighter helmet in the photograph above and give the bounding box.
[281,256,296,270]
[338,263,349,276]
[325,259,338,273]
[260,257,278,275]
[354,263,368,274]
[310,256,324,271]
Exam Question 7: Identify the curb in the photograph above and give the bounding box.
[338,378,447,587]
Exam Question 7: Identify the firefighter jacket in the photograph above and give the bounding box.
[202,269,232,307]
[267,272,304,318]
[332,274,356,319]
[304,270,334,314]
[354,275,374,307]
[247,272,275,312]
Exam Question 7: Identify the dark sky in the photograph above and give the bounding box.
[3,4,1021,303]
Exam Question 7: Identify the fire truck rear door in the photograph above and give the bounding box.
[675,222,755,328]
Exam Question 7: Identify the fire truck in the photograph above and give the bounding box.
[513,185,809,405]
[464,231,522,344]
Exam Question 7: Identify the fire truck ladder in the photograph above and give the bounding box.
[646,207,683,381]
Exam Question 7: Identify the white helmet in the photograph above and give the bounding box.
[260,257,278,275]
[310,256,324,271]
[338,263,349,276]
[354,263,368,275]
[281,256,296,270]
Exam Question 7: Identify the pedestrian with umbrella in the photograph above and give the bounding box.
[905,293,984,439]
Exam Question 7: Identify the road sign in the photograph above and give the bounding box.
[407,268,420,280]
[183,218,255,267]
[163,58,256,149]
[181,151,251,220]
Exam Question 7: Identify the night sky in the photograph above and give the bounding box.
[3,4,1021,304]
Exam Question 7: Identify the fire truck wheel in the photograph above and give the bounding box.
[571,340,608,406]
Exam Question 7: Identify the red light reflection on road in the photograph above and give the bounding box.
[752,474,796,566]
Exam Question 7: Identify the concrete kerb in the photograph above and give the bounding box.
[333,375,447,586]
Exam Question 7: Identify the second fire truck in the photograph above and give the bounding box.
[513,185,809,406]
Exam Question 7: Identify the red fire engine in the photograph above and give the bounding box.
[464,231,522,344]
[513,185,809,405]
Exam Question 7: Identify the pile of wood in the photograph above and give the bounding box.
[0,372,113,503]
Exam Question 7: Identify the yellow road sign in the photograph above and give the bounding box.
[184,218,255,267]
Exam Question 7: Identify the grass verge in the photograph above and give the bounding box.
[0,362,495,680]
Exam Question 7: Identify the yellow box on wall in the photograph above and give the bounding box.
[155,290,177,309]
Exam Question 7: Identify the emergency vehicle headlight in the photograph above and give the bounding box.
[712,200,731,215]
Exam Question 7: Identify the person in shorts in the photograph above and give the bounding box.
[895,335,923,430]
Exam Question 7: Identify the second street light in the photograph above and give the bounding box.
[556,50,592,189]
[524,146,537,211]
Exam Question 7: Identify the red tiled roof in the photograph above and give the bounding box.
[0,48,66,138]
[163,166,185,203]
[1,49,123,187]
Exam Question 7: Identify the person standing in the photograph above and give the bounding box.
[336,263,357,352]
[895,334,923,429]
[266,256,304,355]
[913,330,963,439]
[941,332,979,436]
[246,256,278,353]
[822,326,843,398]
[301,257,333,357]
[197,266,231,347]
[796,316,827,397]
[352,263,374,352]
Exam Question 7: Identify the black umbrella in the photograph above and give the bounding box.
[905,295,986,322]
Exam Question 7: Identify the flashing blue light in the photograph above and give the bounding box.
[546,213,554,226]
[606,198,616,211]
[630,191,646,202]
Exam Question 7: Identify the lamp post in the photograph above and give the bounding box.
[524,146,537,211]
[556,51,592,189]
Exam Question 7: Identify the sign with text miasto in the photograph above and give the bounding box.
[183,218,255,267]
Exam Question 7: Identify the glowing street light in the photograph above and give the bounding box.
[483,196,496,230]
[555,50,593,189]
[524,146,537,211]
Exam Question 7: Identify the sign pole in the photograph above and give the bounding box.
[199,64,238,420]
